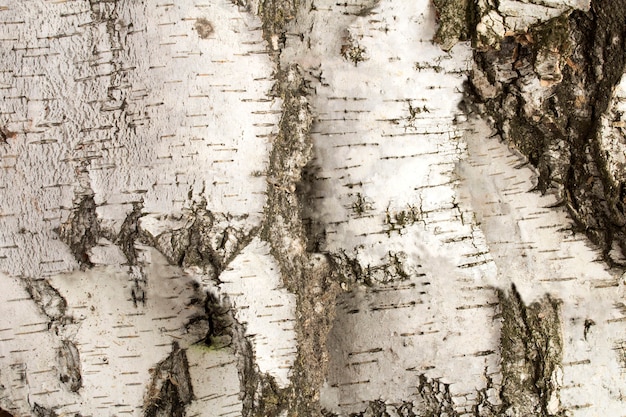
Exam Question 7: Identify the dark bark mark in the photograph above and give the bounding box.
[144,343,193,417]
[25,279,67,324]
[328,250,415,286]
[498,285,562,417]
[147,205,256,279]
[57,194,100,268]
[32,404,57,417]
[115,202,143,266]
[432,0,476,51]
[194,18,214,39]
[58,340,82,392]
[204,292,234,348]
[0,126,16,144]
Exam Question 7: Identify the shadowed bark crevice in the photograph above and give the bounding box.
[141,205,258,280]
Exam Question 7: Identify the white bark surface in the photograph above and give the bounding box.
[1,0,626,416]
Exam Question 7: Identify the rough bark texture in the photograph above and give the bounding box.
[1,1,626,417]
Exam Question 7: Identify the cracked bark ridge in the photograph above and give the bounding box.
[498,286,563,417]
[465,0,626,262]
[57,194,100,268]
[258,63,340,416]
[58,340,82,393]
[143,203,257,279]
[144,342,193,417]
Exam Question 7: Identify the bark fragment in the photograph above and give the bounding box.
[57,194,100,268]
[498,286,563,416]
[468,0,626,262]
[24,279,67,324]
[58,340,81,392]
[144,343,193,417]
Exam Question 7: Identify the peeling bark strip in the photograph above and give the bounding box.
[498,286,562,416]
[144,343,193,417]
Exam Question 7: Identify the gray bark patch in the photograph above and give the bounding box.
[25,279,67,323]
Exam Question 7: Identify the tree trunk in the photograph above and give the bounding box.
[1,1,625,416]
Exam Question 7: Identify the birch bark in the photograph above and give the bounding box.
[1,1,625,417]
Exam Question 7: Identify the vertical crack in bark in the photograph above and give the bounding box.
[144,342,194,417]
[498,286,563,417]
